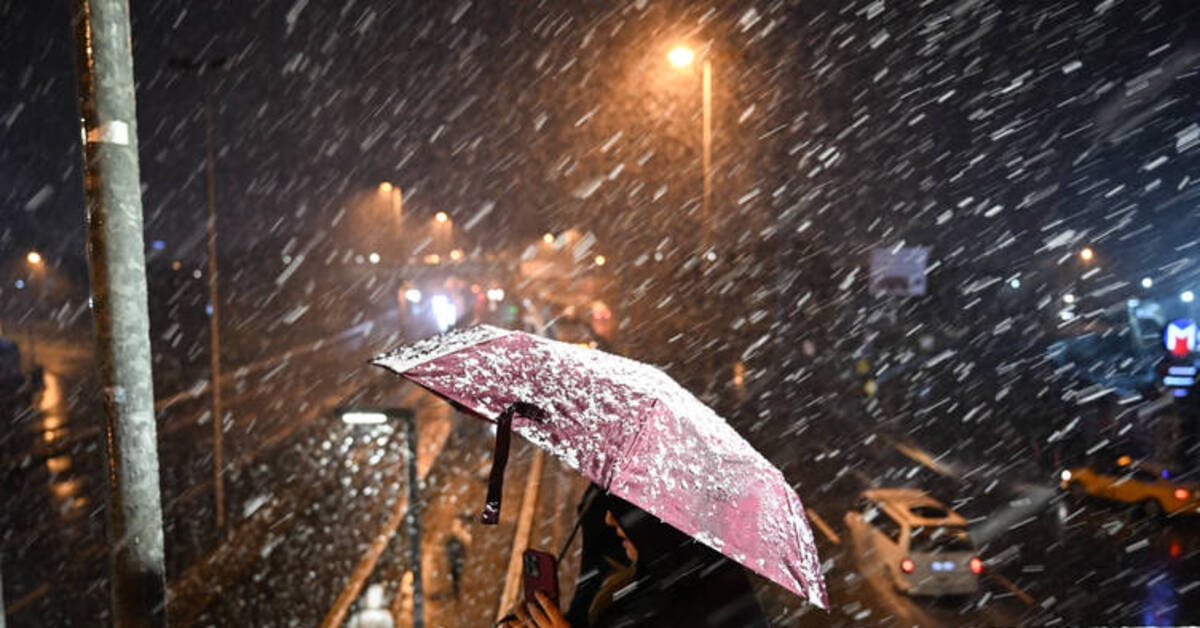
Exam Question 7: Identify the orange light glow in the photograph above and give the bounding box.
[668,46,696,68]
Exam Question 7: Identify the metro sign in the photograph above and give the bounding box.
[1163,318,1198,357]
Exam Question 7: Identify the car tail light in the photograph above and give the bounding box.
[1175,488,1190,501]
[969,557,984,575]
[900,558,915,574]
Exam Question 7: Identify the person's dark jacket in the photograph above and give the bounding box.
[590,494,768,628]
[564,484,628,626]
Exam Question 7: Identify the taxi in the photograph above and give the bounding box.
[1060,455,1200,517]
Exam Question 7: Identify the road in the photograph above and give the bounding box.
[4,318,1200,626]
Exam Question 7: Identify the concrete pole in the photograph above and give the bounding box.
[70,0,168,625]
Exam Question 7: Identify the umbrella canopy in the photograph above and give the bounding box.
[372,325,828,609]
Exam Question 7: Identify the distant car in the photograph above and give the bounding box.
[844,488,982,597]
[1061,455,1200,518]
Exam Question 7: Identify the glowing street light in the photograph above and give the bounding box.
[1141,277,1154,289]
[26,251,43,266]
[594,255,606,266]
[368,252,381,264]
[1079,247,1094,262]
[668,46,695,68]
[1183,291,1195,304]
[435,211,449,224]
[1063,293,1076,304]
[542,233,555,244]
[379,181,394,193]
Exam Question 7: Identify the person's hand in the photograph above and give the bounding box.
[520,591,571,628]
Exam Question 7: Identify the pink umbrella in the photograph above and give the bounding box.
[372,325,828,609]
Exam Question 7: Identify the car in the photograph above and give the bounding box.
[1060,455,1200,518]
[844,488,982,597]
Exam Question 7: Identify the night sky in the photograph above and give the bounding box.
[2,0,1200,301]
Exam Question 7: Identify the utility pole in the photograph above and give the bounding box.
[71,0,168,625]
[168,55,228,532]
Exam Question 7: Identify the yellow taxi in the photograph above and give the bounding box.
[1060,455,1200,518]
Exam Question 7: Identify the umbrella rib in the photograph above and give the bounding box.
[606,398,657,490]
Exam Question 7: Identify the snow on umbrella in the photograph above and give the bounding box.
[371,324,828,609]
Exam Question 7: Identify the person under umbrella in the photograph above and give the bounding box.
[509,492,768,628]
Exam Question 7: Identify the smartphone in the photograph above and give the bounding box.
[522,548,559,607]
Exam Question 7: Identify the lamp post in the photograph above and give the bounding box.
[23,251,44,361]
[168,55,229,532]
[379,181,404,247]
[668,46,713,252]
[669,45,718,394]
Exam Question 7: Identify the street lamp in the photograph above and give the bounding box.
[1141,277,1154,289]
[26,251,43,266]
[169,54,231,531]
[667,46,695,68]
[435,211,449,224]
[379,181,403,224]
[1079,247,1095,262]
[667,45,713,253]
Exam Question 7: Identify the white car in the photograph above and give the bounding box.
[844,488,982,596]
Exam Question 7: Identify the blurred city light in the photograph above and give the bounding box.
[1059,310,1075,321]
[379,181,393,193]
[1062,294,1076,304]
[368,252,381,264]
[151,239,166,251]
[340,411,388,425]
[594,255,606,266]
[542,233,555,244]
[405,288,422,304]
[1009,278,1021,289]
[486,288,505,302]
[668,46,695,68]
[1141,277,1154,289]
[1183,291,1195,304]
[435,211,449,223]
[431,294,457,332]
[26,251,42,265]
[449,249,463,261]
[1079,247,1094,262]
[15,279,25,289]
